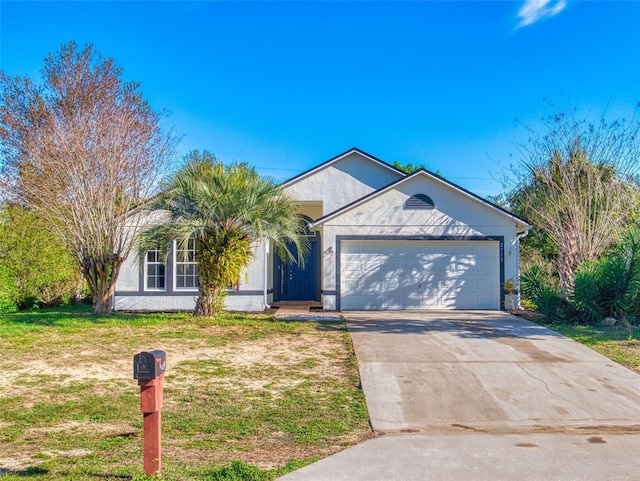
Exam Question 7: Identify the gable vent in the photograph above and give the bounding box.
[404,194,435,210]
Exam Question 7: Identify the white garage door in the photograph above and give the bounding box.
[340,240,500,310]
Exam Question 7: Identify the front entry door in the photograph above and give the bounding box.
[276,240,318,301]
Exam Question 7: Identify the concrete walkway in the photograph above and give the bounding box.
[272,301,343,321]
[278,311,640,480]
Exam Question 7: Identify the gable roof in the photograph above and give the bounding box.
[310,168,532,232]
[281,147,406,187]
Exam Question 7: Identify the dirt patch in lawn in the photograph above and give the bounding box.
[0,312,372,479]
[0,329,344,397]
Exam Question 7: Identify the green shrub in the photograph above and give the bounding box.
[536,285,566,322]
[520,264,550,304]
[599,229,640,318]
[0,264,19,313]
[518,264,568,321]
[570,261,605,324]
[522,231,640,325]
[568,229,640,324]
[0,203,83,308]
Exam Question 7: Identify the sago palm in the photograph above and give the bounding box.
[139,150,308,316]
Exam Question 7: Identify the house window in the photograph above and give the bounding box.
[175,238,199,290]
[404,193,435,210]
[145,249,166,290]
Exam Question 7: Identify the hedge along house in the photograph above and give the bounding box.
[113,148,531,312]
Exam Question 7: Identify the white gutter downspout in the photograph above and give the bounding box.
[263,240,271,310]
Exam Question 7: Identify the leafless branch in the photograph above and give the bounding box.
[0,42,177,313]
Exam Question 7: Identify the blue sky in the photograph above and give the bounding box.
[1,0,638,197]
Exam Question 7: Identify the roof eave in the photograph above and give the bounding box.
[281,147,406,188]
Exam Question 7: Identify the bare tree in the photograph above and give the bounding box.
[0,42,175,314]
[509,106,640,291]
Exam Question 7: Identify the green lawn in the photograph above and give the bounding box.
[0,306,371,480]
[547,323,640,374]
[522,311,640,374]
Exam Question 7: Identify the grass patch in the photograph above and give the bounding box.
[522,312,640,374]
[548,323,640,373]
[0,306,371,479]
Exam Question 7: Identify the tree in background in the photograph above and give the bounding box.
[0,203,83,307]
[0,42,175,314]
[392,160,445,178]
[507,107,640,291]
[393,160,425,173]
[0,264,19,313]
[139,151,308,317]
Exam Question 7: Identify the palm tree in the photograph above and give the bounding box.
[139,150,308,317]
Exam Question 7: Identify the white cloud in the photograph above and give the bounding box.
[517,0,568,27]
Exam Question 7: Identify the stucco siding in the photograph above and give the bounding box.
[115,295,198,311]
[285,152,402,215]
[323,175,518,234]
[236,240,267,292]
[114,294,265,312]
[296,202,323,221]
[117,254,140,291]
[114,240,268,312]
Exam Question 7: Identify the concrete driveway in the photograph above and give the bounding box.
[279,311,640,481]
[348,310,640,434]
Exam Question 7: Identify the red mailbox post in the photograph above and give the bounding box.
[139,374,164,475]
[134,350,166,476]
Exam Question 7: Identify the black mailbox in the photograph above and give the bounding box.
[134,350,166,380]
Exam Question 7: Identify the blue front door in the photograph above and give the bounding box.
[276,240,318,301]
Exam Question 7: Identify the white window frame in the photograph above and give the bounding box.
[173,238,199,291]
[144,249,166,291]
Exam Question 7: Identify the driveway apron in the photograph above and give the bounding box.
[278,311,640,481]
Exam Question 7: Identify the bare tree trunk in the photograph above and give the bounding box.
[195,285,226,317]
[557,224,582,291]
[558,250,576,292]
[94,293,112,315]
[81,256,123,315]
